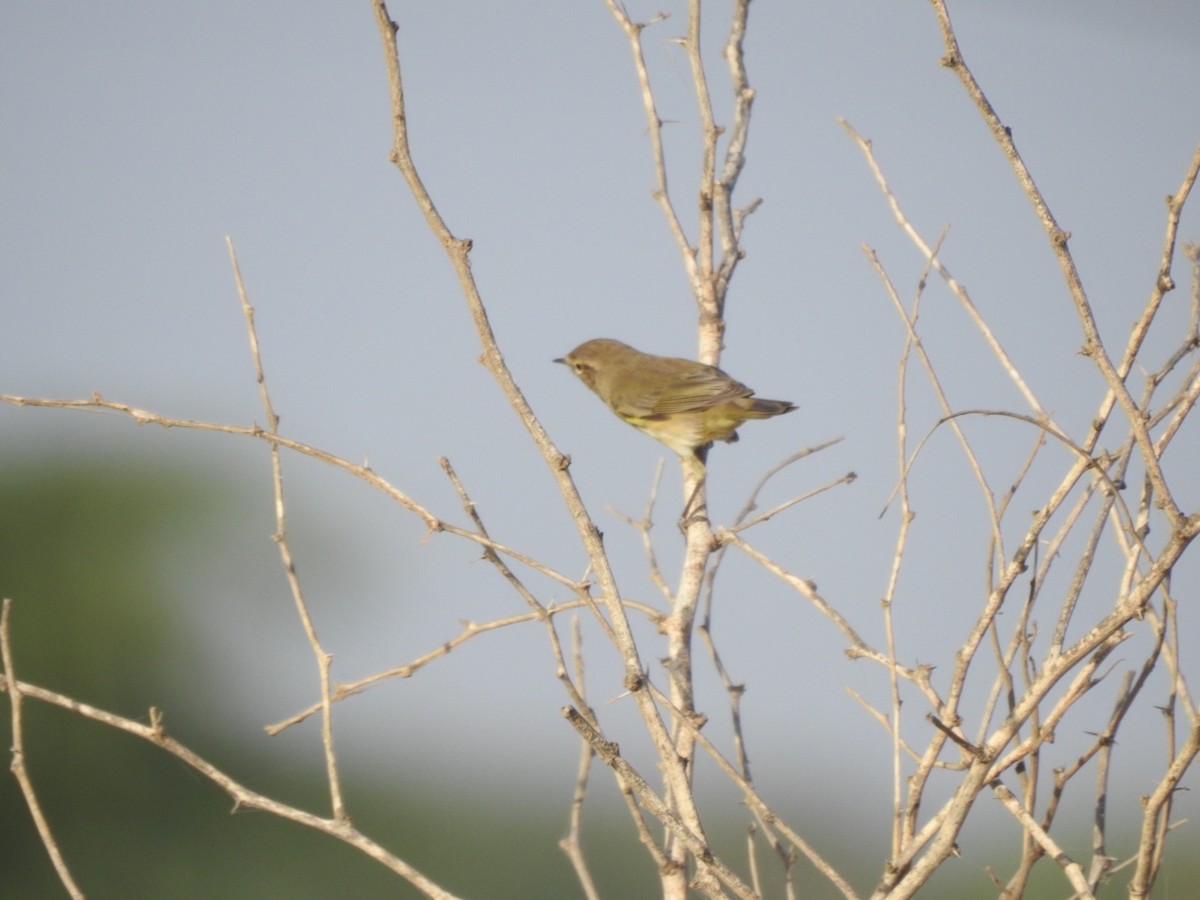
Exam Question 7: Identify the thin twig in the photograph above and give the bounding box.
[225,238,346,821]
[267,597,666,735]
[438,456,598,718]
[645,682,859,900]
[928,0,1185,532]
[607,458,674,606]
[558,617,601,900]
[561,706,756,900]
[991,779,1094,898]
[1,600,86,900]
[841,120,1050,424]
[0,392,581,589]
[725,471,855,534]
[5,670,462,898]
[601,3,696,286]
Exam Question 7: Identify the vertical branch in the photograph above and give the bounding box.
[840,118,1050,429]
[371,5,715,893]
[1,600,86,900]
[226,238,346,821]
[1127,589,1197,898]
[603,1,757,894]
[1129,718,1200,898]
[602,3,698,288]
[672,20,726,881]
[846,123,1008,556]
[683,0,719,324]
[715,0,756,298]
[1114,145,1200,388]
[879,256,935,860]
[558,618,601,900]
[664,457,713,895]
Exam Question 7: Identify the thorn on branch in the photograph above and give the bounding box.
[929,713,991,761]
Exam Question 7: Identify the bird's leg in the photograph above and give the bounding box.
[678,446,710,532]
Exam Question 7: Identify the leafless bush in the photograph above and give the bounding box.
[3,2,1197,898]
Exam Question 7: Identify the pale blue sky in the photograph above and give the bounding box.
[3,0,1198,883]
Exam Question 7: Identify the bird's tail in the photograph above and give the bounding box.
[744,398,797,419]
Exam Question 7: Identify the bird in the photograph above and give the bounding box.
[555,338,795,468]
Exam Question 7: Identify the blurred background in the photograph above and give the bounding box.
[3,1,1199,896]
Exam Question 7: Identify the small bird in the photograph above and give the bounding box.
[556,338,795,466]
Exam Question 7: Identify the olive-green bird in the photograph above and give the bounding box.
[556,338,796,464]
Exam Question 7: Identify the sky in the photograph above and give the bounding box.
[3,0,1199,889]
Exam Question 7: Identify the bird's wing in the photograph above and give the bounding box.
[631,365,754,416]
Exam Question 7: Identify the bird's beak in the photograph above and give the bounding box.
[553,357,567,365]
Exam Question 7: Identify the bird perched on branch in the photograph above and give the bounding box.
[556,338,795,469]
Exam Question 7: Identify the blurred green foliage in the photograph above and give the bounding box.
[2,454,1195,898]
[0,453,648,898]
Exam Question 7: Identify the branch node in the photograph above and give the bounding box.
[149,707,165,741]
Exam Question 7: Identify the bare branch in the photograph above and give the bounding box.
[1,600,86,900]
[5,670,462,898]
[370,0,678,733]
[927,0,1187,531]
[602,3,696,284]
[0,392,582,588]
[226,238,346,821]
[558,618,601,900]
[991,779,1094,898]
[561,706,755,899]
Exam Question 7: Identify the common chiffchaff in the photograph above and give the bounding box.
[556,338,795,463]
